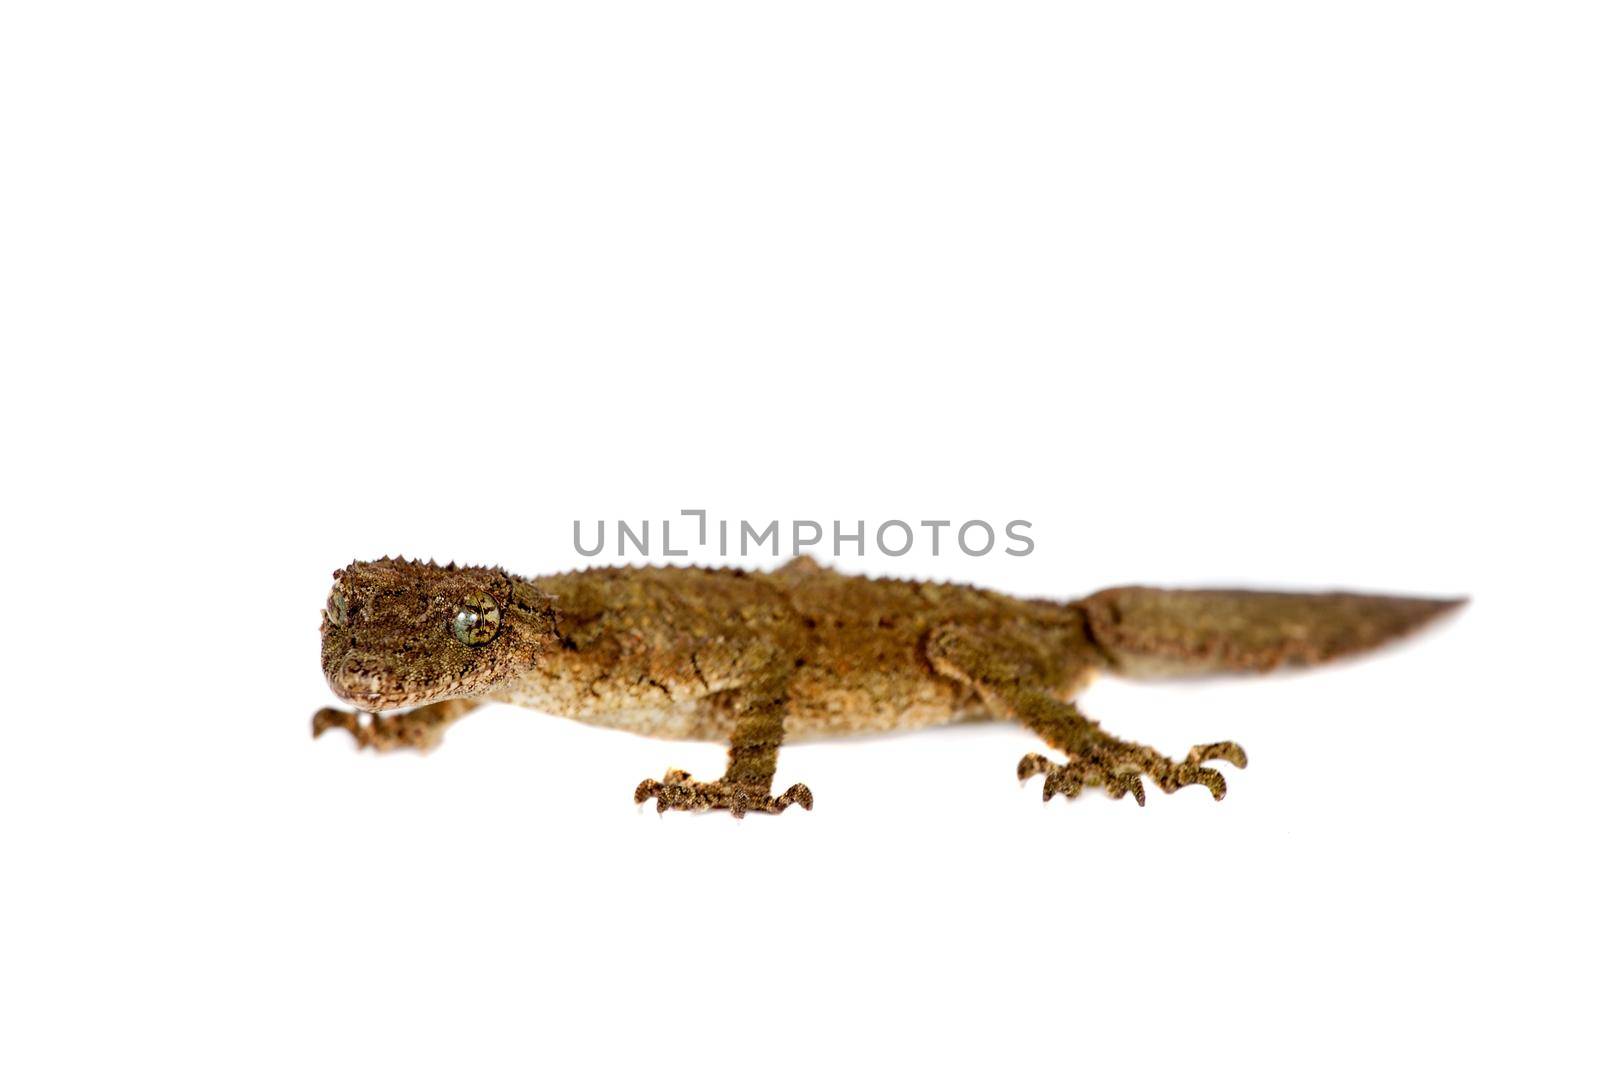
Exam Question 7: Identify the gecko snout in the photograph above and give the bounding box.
[331,652,399,707]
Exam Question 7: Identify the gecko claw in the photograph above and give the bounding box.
[634,771,813,817]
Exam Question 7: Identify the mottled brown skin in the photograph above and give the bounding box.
[313,556,1463,816]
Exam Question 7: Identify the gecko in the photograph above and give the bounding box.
[311,556,1463,816]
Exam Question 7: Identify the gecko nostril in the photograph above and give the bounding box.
[336,652,384,691]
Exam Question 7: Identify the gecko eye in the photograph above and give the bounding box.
[326,589,349,626]
[452,593,502,646]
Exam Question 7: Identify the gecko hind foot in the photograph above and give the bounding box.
[634,770,814,818]
[1017,741,1246,806]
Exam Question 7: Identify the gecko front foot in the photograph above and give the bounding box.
[1017,741,1247,806]
[310,698,480,753]
[312,707,440,752]
[634,770,814,818]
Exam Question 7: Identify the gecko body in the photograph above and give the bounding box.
[314,556,1461,815]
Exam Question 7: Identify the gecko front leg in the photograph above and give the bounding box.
[634,683,813,818]
[927,624,1245,805]
[311,698,483,753]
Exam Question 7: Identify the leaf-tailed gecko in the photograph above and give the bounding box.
[312,556,1462,816]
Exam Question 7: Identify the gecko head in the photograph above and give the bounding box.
[320,557,553,710]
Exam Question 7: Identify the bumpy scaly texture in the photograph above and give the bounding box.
[319,557,557,711]
[313,556,1463,816]
[1079,586,1462,675]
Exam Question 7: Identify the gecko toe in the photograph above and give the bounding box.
[1113,773,1147,807]
[1186,741,1248,769]
[1097,768,1145,805]
[311,707,371,749]
[1153,761,1230,800]
[780,783,814,811]
[1189,765,1228,800]
[1018,753,1055,783]
[1040,763,1084,801]
[311,707,347,739]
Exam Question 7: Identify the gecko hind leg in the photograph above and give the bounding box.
[311,698,482,753]
[634,688,813,818]
[926,623,1246,807]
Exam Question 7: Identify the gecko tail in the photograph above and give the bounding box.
[1077,586,1466,678]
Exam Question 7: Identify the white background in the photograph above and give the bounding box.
[3,3,1595,1064]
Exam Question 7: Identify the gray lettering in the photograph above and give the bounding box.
[661,519,688,556]
[793,520,823,552]
[876,520,913,556]
[574,520,605,557]
[958,520,995,556]
[741,519,780,555]
[834,520,865,555]
[682,509,707,545]
[618,519,649,556]
[1005,519,1035,557]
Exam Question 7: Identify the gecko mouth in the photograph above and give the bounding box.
[328,652,489,710]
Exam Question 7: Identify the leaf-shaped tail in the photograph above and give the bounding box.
[1078,586,1465,677]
